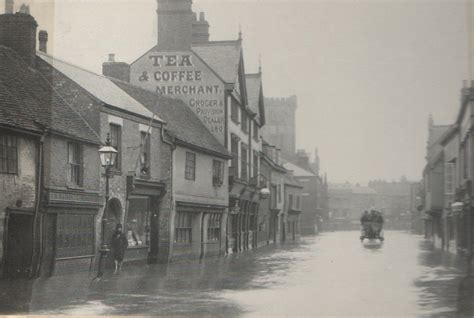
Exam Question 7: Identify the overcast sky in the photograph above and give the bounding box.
[13,0,470,184]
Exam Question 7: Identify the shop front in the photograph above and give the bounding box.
[287,211,301,241]
[226,190,260,253]
[172,202,226,261]
[124,176,166,264]
[42,189,103,276]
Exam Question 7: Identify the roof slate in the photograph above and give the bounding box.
[0,46,99,143]
[38,52,163,122]
[112,80,230,158]
[283,161,317,178]
[192,40,242,84]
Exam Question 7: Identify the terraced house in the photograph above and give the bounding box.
[0,10,102,277]
[105,0,266,254]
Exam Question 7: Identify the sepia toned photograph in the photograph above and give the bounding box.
[0,0,474,316]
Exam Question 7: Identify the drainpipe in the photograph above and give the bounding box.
[32,133,45,277]
[160,124,175,262]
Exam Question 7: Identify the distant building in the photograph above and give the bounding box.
[368,179,411,229]
[328,183,377,230]
[261,96,297,160]
[259,142,286,246]
[421,116,450,246]
[284,171,304,241]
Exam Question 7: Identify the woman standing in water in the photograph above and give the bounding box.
[111,223,128,274]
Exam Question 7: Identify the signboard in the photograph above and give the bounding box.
[130,51,226,143]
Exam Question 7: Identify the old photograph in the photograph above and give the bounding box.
[0,0,473,316]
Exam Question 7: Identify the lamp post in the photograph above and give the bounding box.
[96,133,118,279]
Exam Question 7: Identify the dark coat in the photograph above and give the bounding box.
[111,232,128,262]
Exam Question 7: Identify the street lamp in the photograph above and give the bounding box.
[451,201,464,214]
[96,133,118,279]
[259,187,270,200]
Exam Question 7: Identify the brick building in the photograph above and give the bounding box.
[258,142,286,246]
[0,9,102,277]
[284,171,304,241]
[105,0,266,254]
[115,81,231,261]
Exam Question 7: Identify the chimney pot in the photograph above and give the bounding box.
[38,30,48,53]
[108,53,115,62]
[0,12,38,67]
[5,0,14,14]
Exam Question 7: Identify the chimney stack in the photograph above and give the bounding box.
[0,9,38,67]
[38,30,47,53]
[296,149,310,169]
[5,0,14,14]
[192,11,210,44]
[102,54,130,82]
[157,0,193,50]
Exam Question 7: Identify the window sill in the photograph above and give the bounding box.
[66,184,85,191]
[173,242,193,246]
[127,244,148,249]
[108,169,123,177]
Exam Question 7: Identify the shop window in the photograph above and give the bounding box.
[185,152,196,180]
[0,132,18,174]
[175,212,193,243]
[241,144,248,180]
[109,124,122,170]
[140,131,151,176]
[67,142,82,186]
[56,214,94,258]
[207,213,221,241]
[126,201,150,247]
[212,160,224,186]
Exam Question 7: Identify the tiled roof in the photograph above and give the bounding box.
[428,124,450,147]
[37,52,163,122]
[112,80,230,158]
[283,161,316,178]
[192,40,242,84]
[284,172,302,188]
[0,46,99,143]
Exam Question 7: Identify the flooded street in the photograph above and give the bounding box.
[1,231,472,317]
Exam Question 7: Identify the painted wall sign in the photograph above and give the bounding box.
[131,51,225,143]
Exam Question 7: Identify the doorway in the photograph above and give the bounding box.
[2,210,34,278]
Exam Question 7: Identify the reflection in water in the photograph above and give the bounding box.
[0,231,474,316]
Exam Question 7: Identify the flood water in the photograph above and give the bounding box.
[1,231,473,317]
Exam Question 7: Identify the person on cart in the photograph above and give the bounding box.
[370,210,384,240]
[360,210,372,241]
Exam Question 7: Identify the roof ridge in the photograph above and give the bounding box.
[37,51,110,82]
[245,73,261,78]
[192,40,240,47]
